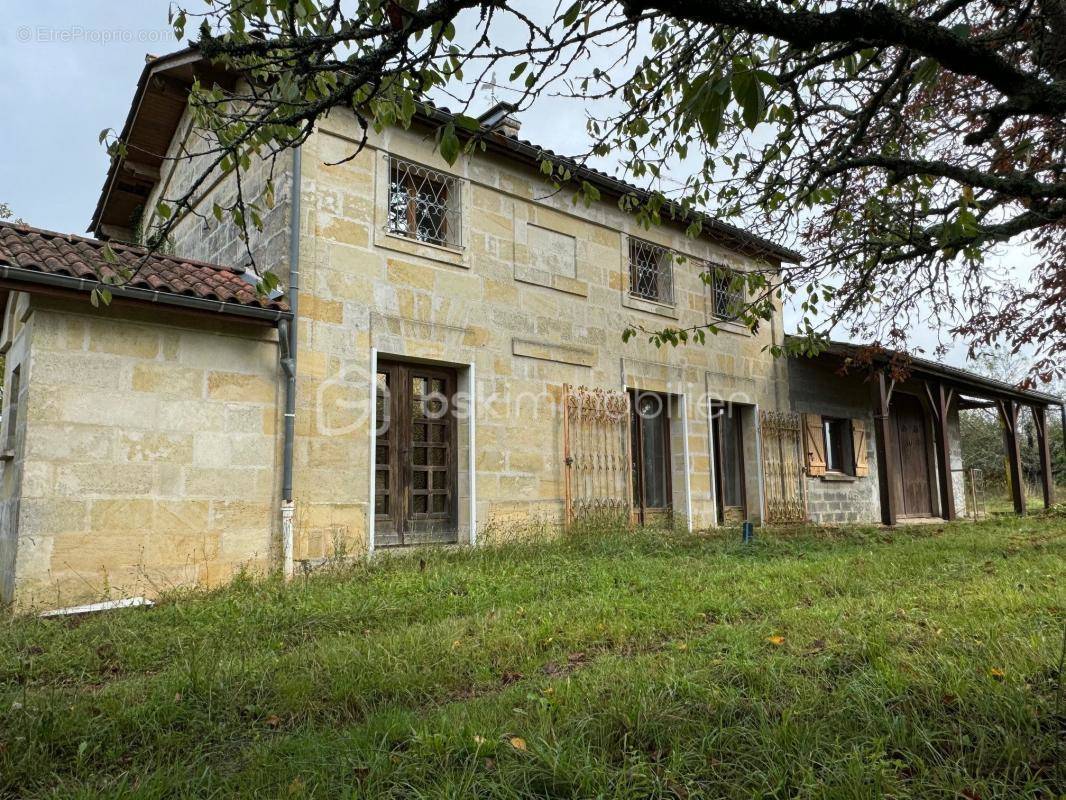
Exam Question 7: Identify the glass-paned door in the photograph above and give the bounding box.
[375,361,458,546]
[630,390,673,525]
[712,402,747,524]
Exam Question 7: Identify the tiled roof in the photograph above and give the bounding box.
[0,221,288,317]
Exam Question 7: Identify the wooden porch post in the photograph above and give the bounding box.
[996,399,1026,516]
[872,371,897,526]
[927,381,957,521]
[1032,405,1054,509]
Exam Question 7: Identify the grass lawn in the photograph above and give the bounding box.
[2,516,1064,798]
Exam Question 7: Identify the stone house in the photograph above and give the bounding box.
[0,48,1059,611]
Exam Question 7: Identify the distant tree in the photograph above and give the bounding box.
[0,201,23,224]
[959,348,1064,489]
[99,1,1065,380]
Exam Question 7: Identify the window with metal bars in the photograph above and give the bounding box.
[628,238,675,305]
[709,265,745,320]
[386,155,462,248]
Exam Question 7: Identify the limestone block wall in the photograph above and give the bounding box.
[788,359,880,524]
[140,100,292,281]
[0,293,35,606]
[285,111,792,544]
[4,297,281,610]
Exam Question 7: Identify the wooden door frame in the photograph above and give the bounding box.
[629,389,673,525]
[888,390,940,519]
[375,359,459,546]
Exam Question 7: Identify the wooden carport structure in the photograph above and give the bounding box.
[796,339,1063,525]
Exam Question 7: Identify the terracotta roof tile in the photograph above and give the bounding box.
[0,221,288,316]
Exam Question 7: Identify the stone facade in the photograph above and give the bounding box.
[19,99,981,609]
[140,108,789,560]
[0,294,280,609]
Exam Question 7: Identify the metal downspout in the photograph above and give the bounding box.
[281,146,302,579]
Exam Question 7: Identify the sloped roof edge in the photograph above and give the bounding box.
[90,47,802,264]
[786,334,1061,406]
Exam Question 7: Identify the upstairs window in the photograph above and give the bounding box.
[386,155,462,249]
[709,265,745,320]
[628,238,675,305]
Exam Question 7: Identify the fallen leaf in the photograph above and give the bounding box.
[766,635,786,646]
[990,668,1005,680]
[473,735,487,746]
[264,714,281,728]
[676,642,688,651]
[510,737,527,751]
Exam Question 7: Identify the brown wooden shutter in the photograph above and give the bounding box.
[852,418,869,477]
[803,413,826,476]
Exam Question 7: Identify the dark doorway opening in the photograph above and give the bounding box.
[712,402,747,524]
[630,390,673,525]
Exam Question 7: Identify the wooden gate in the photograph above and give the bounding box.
[760,410,807,523]
[563,385,633,524]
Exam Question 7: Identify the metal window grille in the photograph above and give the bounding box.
[628,238,675,304]
[386,155,462,248]
[709,264,744,320]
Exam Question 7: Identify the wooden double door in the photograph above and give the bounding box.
[374,361,458,546]
[888,393,937,518]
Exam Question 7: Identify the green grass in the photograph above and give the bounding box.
[2,516,1064,798]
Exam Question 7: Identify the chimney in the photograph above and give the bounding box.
[477,101,521,137]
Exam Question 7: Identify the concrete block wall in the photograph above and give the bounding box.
[788,358,880,524]
[2,297,281,610]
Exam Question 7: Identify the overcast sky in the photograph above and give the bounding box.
[0,3,1029,371]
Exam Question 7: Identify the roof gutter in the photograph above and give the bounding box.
[0,263,291,324]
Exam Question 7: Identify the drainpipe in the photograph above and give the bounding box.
[280,146,302,580]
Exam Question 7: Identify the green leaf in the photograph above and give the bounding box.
[156,202,172,220]
[509,63,528,81]
[561,1,582,27]
[731,69,765,129]
[454,114,481,133]
[439,123,460,165]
